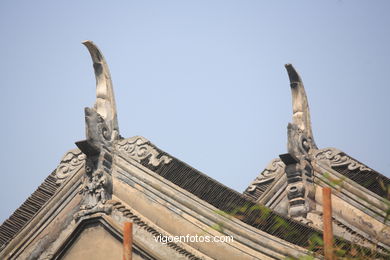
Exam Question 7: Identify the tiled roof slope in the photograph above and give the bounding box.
[1,143,388,258]
[243,180,273,201]
[315,148,390,199]
[139,143,388,257]
[0,171,60,251]
[332,154,390,198]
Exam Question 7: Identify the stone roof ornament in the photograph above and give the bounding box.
[82,40,119,141]
[285,64,317,156]
[75,41,119,219]
[280,64,316,222]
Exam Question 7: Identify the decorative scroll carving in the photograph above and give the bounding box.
[74,41,119,220]
[314,148,372,172]
[55,149,86,184]
[246,159,285,193]
[116,136,172,167]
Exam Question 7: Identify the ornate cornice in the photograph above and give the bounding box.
[314,148,372,172]
[315,212,389,254]
[112,201,202,260]
[55,149,86,184]
[246,158,285,193]
[116,136,172,167]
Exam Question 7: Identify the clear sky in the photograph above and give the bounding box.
[1,0,389,223]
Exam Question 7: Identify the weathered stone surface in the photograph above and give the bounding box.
[55,149,86,184]
[74,41,120,219]
[116,136,172,167]
[245,158,285,196]
[60,224,122,260]
[280,65,317,221]
[314,147,371,172]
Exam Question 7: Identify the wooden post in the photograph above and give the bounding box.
[323,187,334,260]
[123,222,133,260]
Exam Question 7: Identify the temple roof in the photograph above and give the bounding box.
[245,148,390,202]
[1,42,389,258]
[134,140,324,247]
[313,148,390,198]
[1,138,388,257]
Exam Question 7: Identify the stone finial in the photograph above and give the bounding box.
[281,64,317,221]
[285,64,317,150]
[82,40,119,141]
[74,41,119,219]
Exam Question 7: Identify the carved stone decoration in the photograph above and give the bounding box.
[82,40,119,139]
[280,64,317,222]
[246,158,285,193]
[55,149,86,184]
[285,64,317,150]
[314,148,372,172]
[74,41,120,220]
[280,152,315,222]
[74,147,114,219]
[116,136,172,167]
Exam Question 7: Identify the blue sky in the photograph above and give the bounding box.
[1,0,389,223]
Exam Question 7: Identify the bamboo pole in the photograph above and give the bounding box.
[323,187,334,260]
[123,222,133,260]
